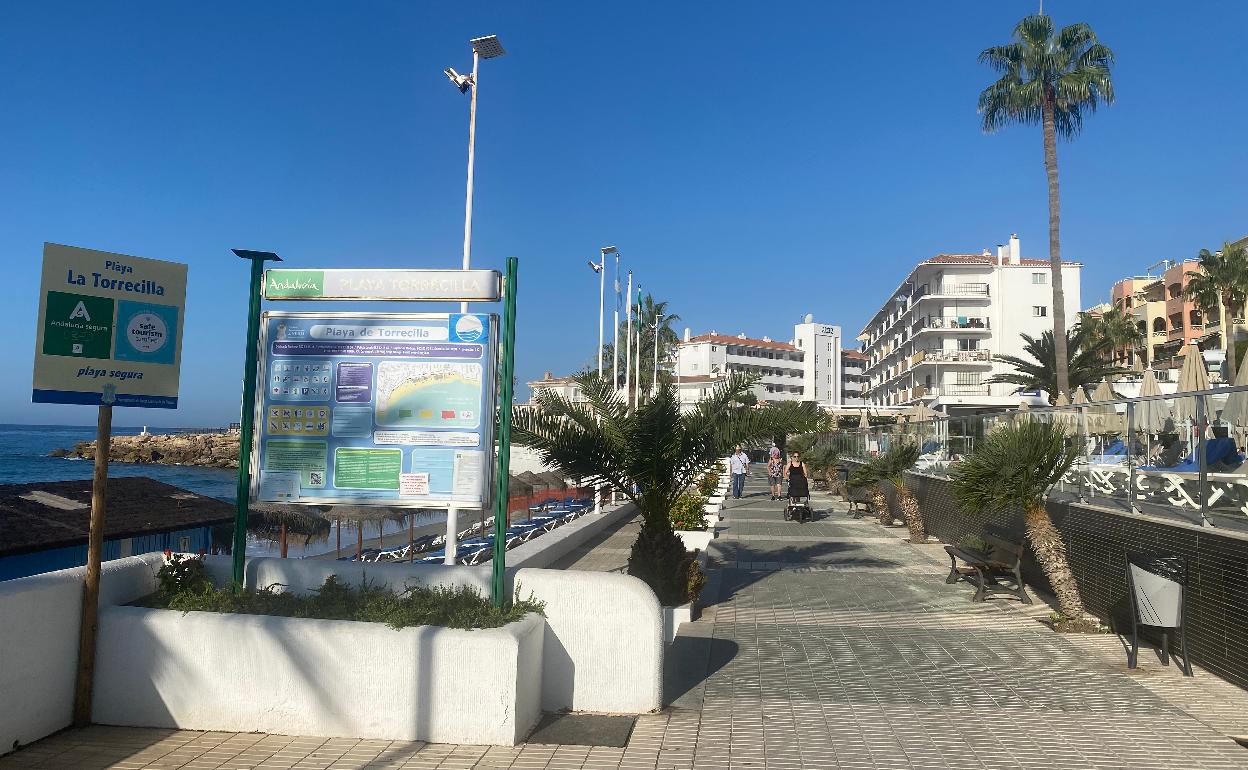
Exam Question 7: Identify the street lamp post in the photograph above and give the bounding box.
[624,271,634,410]
[444,34,505,566]
[653,312,662,399]
[590,248,612,514]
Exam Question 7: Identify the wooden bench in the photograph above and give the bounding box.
[944,527,1032,604]
[844,485,873,517]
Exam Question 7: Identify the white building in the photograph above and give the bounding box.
[858,234,1082,413]
[841,349,867,405]
[527,372,584,404]
[674,318,850,407]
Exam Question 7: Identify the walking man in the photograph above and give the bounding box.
[729,445,751,500]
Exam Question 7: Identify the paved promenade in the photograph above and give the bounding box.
[5,477,1248,768]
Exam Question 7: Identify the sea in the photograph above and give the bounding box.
[0,424,424,559]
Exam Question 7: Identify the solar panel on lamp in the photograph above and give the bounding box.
[470,35,506,59]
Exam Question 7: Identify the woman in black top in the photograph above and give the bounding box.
[783,451,810,502]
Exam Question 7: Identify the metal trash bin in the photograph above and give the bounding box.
[1126,552,1192,676]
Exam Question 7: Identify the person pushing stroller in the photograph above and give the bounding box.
[783,451,813,522]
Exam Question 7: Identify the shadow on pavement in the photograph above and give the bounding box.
[663,634,739,709]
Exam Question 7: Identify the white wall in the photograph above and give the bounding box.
[0,554,161,754]
[0,548,665,755]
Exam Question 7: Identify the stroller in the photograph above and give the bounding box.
[783,478,814,523]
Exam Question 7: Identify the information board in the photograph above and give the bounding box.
[250,311,497,507]
[32,243,187,408]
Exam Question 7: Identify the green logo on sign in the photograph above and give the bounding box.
[43,291,115,359]
[266,270,325,298]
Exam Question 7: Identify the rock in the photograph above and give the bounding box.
[52,432,240,468]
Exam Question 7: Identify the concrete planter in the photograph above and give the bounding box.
[706,495,724,507]
[676,529,714,552]
[93,606,544,745]
[703,514,720,529]
[662,602,694,646]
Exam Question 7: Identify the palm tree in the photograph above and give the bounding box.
[979,14,1115,400]
[1080,307,1142,369]
[990,327,1130,403]
[951,420,1085,620]
[598,294,681,398]
[1184,242,1248,383]
[874,444,925,543]
[848,461,892,527]
[513,372,818,604]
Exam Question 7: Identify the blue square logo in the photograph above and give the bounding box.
[113,300,179,365]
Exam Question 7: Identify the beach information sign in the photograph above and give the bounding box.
[33,243,187,408]
[251,311,497,508]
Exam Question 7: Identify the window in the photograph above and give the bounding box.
[955,372,982,386]
[957,338,979,351]
[1033,306,1047,317]
[1032,272,1047,284]
[690,363,698,372]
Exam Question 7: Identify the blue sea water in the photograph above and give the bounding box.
[0,424,419,559]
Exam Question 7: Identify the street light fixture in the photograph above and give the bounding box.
[443,34,505,566]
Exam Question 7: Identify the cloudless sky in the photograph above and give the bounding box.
[1,1,1246,426]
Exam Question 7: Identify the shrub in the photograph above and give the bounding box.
[142,555,544,630]
[669,493,708,531]
[696,470,718,497]
[686,559,707,604]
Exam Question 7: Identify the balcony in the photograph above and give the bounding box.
[928,384,992,397]
[913,349,992,364]
[1152,329,1167,338]
[912,316,991,333]
[913,283,990,300]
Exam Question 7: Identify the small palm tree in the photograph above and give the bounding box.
[990,327,1130,402]
[849,461,892,526]
[1185,242,1248,383]
[1080,307,1142,369]
[979,14,1115,400]
[874,444,925,543]
[513,372,818,604]
[951,421,1085,619]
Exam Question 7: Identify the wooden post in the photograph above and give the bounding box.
[279,523,288,558]
[408,513,415,562]
[73,393,113,726]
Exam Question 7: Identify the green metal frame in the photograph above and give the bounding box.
[491,257,518,607]
[231,249,282,589]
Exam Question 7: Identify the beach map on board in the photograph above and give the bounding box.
[250,312,496,508]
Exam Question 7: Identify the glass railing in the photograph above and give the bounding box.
[827,383,1248,528]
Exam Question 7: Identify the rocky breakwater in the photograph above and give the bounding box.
[50,433,240,469]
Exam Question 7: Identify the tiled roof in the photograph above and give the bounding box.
[0,477,234,557]
[841,349,867,360]
[681,334,798,352]
[528,376,578,386]
[925,254,1080,266]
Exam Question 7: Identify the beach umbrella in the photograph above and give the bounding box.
[1172,344,1209,426]
[1071,386,1092,446]
[1050,391,1075,430]
[1088,380,1124,436]
[248,503,331,558]
[1135,369,1172,462]
[538,471,569,489]
[329,505,402,559]
[1217,353,1248,446]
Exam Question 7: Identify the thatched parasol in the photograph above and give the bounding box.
[248,503,331,558]
[328,505,406,559]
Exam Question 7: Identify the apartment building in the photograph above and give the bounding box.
[1109,259,1241,379]
[674,318,849,406]
[841,349,867,405]
[858,234,1081,413]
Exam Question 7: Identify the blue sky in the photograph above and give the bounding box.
[1,1,1245,426]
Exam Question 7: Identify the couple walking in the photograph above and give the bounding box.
[728,444,809,502]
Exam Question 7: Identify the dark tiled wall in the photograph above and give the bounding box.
[844,461,1248,689]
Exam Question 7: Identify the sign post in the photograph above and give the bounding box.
[31,243,187,726]
[230,250,283,588]
[491,257,518,607]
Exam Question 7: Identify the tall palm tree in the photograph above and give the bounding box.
[1184,242,1248,383]
[599,294,681,398]
[951,420,1086,620]
[990,327,1130,403]
[874,444,925,543]
[979,14,1115,400]
[513,372,818,604]
[1080,307,1143,368]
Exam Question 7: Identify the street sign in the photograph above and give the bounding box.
[250,311,498,507]
[33,243,187,408]
[263,268,502,302]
